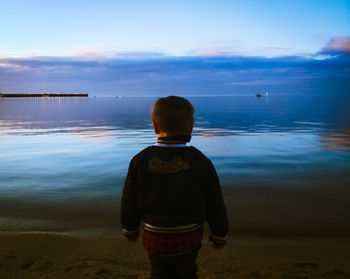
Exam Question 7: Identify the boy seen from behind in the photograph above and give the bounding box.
[121,96,229,279]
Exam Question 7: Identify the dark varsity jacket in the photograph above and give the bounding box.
[120,137,229,244]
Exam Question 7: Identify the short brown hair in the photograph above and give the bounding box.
[151,96,194,134]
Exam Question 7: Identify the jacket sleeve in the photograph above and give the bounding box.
[120,159,141,238]
[203,160,229,245]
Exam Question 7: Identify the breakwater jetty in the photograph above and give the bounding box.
[0,93,88,98]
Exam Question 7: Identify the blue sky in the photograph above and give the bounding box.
[0,0,349,95]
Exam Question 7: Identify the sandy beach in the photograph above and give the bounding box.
[1,184,350,278]
[1,233,350,279]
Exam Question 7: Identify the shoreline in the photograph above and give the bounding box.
[1,184,349,237]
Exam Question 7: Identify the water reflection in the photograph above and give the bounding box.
[322,132,350,152]
[0,96,350,201]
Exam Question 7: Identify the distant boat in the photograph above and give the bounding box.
[265,91,269,96]
[256,93,262,97]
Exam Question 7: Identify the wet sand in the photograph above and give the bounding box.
[1,184,350,278]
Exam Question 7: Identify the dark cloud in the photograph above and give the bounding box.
[1,40,349,96]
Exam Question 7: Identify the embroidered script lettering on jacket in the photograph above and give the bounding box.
[148,157,189,174]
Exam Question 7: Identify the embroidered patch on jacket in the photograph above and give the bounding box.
[148,157,189,174]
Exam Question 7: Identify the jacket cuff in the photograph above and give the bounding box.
[209,234,228,245]
[122,228,140,238]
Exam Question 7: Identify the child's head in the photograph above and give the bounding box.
[152,96,194,136]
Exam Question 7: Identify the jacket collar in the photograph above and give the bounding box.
[157,134,191,144]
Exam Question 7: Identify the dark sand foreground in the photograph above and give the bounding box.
[1,233,350,279]
[1,184,350,278]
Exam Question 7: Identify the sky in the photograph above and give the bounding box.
[0,0,349,96]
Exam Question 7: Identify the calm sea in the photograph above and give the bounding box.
[1,96,350,203]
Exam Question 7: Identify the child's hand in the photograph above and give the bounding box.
[208,234,227,250]
[122,228,140,243]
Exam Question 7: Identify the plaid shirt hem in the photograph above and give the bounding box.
[143,225,203,256]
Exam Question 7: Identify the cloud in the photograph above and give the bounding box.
[189,46,235,57]
[68,46,108,58]
[319,37,350,56]
[0,39,349,95]
[189,45,294,58]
